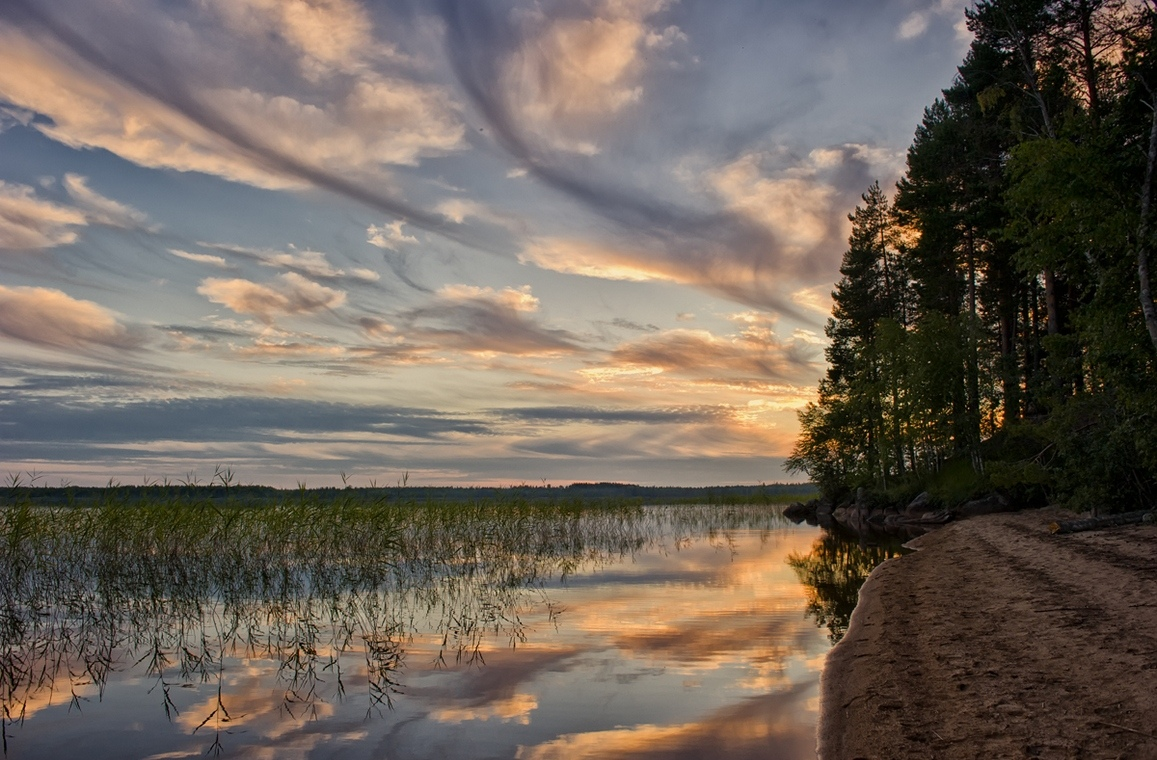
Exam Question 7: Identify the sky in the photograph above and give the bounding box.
[0,0,973,488]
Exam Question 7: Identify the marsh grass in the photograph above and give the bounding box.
[1,474,802,755]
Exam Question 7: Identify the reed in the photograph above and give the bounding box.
[0,471,799,754]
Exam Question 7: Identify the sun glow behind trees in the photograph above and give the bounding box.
[789,0,1157,510]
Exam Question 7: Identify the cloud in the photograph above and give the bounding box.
[367,220,418,250]
[898,12,930,40]
[897,0,974,41]
[0,284,144,350]
[0,179,86,249]
[402,284,581,356]
[519,238,658,282]
[215,79,463,169]
[497,405,721,425]
[169,248,231,268]
[610,318,659,332]
[357,316,397,339]
[198,242,379,282]
[433,693,539,725]
[0,395,491,443]
[708,152,836,257]
[0,174,154,252]
[0,23,297,189]
[438,284,540,312]
[0,0,469,235]
[435,198,490,224]
[519,235,811,317]
[516,683,816,760]
[61,173,152,229]
[605,326,820,383]
[436,1,864,316]
[502,0,681,153]
[197,272,346,322]
[202,0,380,79]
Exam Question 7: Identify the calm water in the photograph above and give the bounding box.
[0,503,890,759]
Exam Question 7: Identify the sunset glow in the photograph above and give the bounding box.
[0,0,971,486]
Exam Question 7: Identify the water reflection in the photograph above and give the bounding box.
[1,500,835,758]
[786,531,906,644]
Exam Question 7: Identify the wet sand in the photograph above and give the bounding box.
[818,508,1157,759]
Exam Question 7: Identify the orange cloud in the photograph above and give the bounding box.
[708,152,836,257]
[437,284,540,313]
[0,11,463,191]
[0,284,144,350]
[403,285,580,357]
[61,173,152,229]
[519,238,660,282]
[432,692,539,725]
[0,179,86,249]
[197,272,346,322]
[607,327,819,382]
[203,0,378,78]
[505,0,682,153]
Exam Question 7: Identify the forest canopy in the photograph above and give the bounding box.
[788,0,1157,512]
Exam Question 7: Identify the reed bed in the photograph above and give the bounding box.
[0,477,800,753]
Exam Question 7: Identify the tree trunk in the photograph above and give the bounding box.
[1044,267,1061,336]
[1077,0,1101,122]
[1000,307,1019,421]
[1049,510,1155,534]
[1138,85,1157,356]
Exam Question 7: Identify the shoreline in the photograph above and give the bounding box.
[816,508,1157,759]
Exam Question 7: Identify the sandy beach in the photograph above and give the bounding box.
[818,508,1157,759]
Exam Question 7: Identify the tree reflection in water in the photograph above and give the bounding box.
[0,492,794,755]
[787,531,905,643]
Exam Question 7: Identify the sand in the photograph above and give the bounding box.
[818,508,1157,760]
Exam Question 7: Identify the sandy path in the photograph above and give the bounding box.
[819,508,1157,760]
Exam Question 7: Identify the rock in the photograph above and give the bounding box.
[954,493,1010,519]
[815,499,834,519]
[883,513,905,530]
[905,492,932,516]
[782,501,813,523]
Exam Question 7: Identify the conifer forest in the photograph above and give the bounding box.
[788,0,1157,512]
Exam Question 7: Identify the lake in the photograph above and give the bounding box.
[0,499,895,759]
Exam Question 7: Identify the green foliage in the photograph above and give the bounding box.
[787,532,906,643]
[792,0,1157,511]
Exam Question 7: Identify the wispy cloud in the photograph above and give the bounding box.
[0,179,85,249]
[401,284,581,356]
[604,324,820,383]
[0,395,491,443]
[197,242,380,282]
[0,0,469,235]
[201,0,384,79]
[61,173,152,230]
[169,248,232,269]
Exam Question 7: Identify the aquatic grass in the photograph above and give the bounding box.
[0,478,800,754]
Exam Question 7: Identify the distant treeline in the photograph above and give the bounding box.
[3,481,816,508]
[789,1,1157,511]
